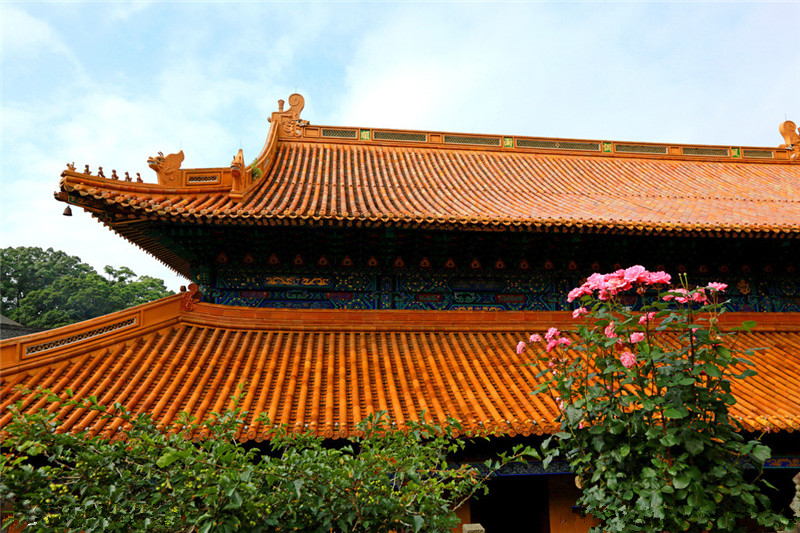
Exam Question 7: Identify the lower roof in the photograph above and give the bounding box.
[2,296,799,440]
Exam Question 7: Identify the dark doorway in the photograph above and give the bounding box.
[470,475,550,533]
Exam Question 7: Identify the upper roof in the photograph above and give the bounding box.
[2,294,799,440]
[57,95,800,246]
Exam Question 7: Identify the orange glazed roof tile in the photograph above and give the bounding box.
[59,144,800,235]
[3,296,799,441]
[57,95,800,245]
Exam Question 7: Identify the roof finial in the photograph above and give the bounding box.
[779,120,800,160]
[269,93,309,137]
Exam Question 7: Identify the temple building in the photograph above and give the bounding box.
[2,94,800,531]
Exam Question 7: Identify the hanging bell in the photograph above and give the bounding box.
[63,206,73,216]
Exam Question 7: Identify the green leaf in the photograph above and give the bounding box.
[542,454,553,470]
[412,515,424,532]
[715,346,731,358]
[685,439,704,455]
[673,473,691,490]
[223,490,243,510]
[738,320,757,332]
[751,445,771,462]
[663,407,686,419]
[293,478,304,497]
[156,451,181,468]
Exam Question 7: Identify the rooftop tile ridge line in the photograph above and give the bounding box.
[83,334,161,436]
[211,330,254,418]
[0,358,79,427]
[99,327,181,437]
[242,108,285,206]
[0,360,70,424]
[61,171,231,194]
[242,331,274,440]
[63,342,137,432]
[300,123,791,156]
[222,331,260,436]
[118,185,800,219]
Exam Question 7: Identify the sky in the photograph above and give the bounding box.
[2,1,799,291]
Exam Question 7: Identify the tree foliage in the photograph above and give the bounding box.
[1,247,172,329]
[519,266,789,532]
[0,392,536,532]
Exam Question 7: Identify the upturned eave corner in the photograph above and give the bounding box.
[235,93,310,202]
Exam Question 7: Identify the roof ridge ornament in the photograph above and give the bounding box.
[147,150,185,185]
[779,120,800,160]
[230,148,245,195]
[269,93,309,137]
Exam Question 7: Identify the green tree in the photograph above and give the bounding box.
[1,247,172,329]
[0,392,535,532]
[519,266,788,532]
[1,247,94,318]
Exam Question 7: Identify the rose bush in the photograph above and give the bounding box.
[519,266,788,532]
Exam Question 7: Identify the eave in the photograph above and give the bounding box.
[53,95,800,274]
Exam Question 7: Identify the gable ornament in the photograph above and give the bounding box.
[269,93,309,137]
[779,120,800,160]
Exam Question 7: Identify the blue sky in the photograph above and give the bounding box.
[2,1,799,290]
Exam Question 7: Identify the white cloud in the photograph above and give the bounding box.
[107,1,154,22]
[0,5,82,71]
[333,3,799,147]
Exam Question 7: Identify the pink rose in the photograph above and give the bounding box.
[557,337,572,346]
[516,341,526,354]
[546,339,558,352]
[646,271,672,285]
[638,312,656,325]
[585,273,606,290]
[692,290,708,303]
[529,333,543,343]
[629,332,645,343]
[572,307,588,319]
[545,327,560,341]
[706,282,727,292]
[567,286,590,302]
[603,274,629,293]
[620,350,637,369]
[623,265,648,284]
[664,288,690,303]
[604,322,617,339]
